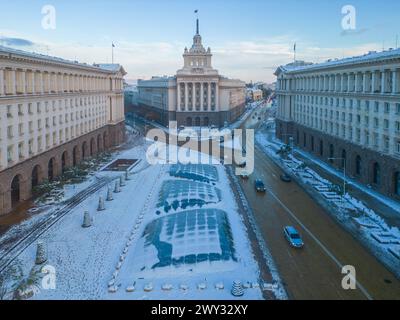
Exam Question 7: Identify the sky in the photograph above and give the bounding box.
[0,0,399,83]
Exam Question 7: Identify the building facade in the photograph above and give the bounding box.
[0,46,126,215]
[135,19,246,127]
[275,49,400,199]
[246,88,263,101]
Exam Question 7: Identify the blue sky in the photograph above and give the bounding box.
[0,0,399,82]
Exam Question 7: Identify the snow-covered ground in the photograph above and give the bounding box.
[255,129,400,277]
[1,135,268,300]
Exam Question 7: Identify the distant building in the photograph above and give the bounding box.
[275,49,400,199]
[135,18,246,127]
[246,88,263,101]
[0,45,126,215]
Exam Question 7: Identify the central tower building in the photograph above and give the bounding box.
[136,18,246,127]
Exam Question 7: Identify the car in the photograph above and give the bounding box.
[283,226,304,248]
[254,179,266,192]
[280,173,292,183]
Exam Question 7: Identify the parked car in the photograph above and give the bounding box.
[283,226,304,248]
[254,179,266,192]
[280,173,292,183]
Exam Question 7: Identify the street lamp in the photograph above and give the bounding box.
[328,157,347,200]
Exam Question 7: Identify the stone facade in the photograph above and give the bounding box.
[133,19,246,128]
[275,50,400,199]
[0,46,126,215]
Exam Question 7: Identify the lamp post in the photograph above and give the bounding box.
[328,157,347,200]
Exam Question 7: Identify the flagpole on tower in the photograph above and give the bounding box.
[294,43,297,62]
[194,9,199,34]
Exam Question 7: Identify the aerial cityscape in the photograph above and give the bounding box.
[0,0,399,310]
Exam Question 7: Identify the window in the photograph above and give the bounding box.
[395,172,400,196]
[384,119,389,130]
[374,118,379,128]
[384,102,390,114]
[7,126,13,139]
[355,155,362,175]
[374,101,379,113]
[7,105,13,118]
[373,162,381,185]
[7,146,13,163]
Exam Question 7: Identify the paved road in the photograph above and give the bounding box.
[237,105,400,300]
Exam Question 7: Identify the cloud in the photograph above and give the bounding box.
[0,37,35,47]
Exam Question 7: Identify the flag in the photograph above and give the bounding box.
[194,9,198,13]
[112,43,115,48]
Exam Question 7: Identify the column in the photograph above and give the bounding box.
[0,68,4,96]
[200,82,204,110]
[392,69,397,94]
[215,83,219,111]
[363,72,367,93]
[207,82,211,109]
[192,82,195,111]
[59,73,64,92]
[347,73,351,92]
[31,71,35,94]
[381,70,386,94]
[371,71,376,93]
[177,82,181,110]
[11,69,16,95]
[47,72,51,93]
[21,69,26,94]
[184,82,188,111]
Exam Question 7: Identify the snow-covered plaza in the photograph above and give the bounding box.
[0,133,268,300]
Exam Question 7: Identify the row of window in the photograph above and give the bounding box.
[1,118,106,166]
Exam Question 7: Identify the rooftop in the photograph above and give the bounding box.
[279,48,400,74]
[0,45,123,73]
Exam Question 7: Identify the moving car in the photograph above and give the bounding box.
[280,173,292,183]
[283,226,304,248]
[254,179,266,192]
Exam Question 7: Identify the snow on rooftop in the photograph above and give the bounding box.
[281,48,400,73]
[0,45,120,73]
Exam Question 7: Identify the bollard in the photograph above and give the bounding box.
[97,196,105,211]
[106,187,114,201]
[114,180,121,193]
[35,241,48,265]
[82,211,92,228]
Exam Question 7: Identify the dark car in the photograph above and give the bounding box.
[280,173,292,183]
[254,179,266,192]
[283,226,304,248]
